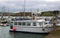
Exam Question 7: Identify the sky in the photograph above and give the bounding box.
[0,0,60,13]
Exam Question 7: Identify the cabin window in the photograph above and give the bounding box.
[22,22,26,26]
[11,22,13,24]
[18,22,21,25]
[45,22,48,24]
[14,22,17,25]
[39,22,43,25]
[33,22,36,26]
[27,22,31,26]
[44,22,52,25]
[49,22,52,24]
[57,21,60,24]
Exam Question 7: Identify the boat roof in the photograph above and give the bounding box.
[11,18,45,23]
[10,16,52,22]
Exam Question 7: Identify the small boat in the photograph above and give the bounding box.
[9,16,56,33]
[0,20,9,26]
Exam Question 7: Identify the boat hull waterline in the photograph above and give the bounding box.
[9,27,55,33]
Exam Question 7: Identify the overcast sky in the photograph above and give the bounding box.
[0,0,60,12]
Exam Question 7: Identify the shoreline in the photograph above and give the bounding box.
[45,27,60,38]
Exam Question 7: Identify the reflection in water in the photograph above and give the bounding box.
[9,32,47,38]
[0,26,48,38]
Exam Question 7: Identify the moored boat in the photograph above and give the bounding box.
[9,16,56,33]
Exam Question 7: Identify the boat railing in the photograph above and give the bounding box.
[11,17,32,21]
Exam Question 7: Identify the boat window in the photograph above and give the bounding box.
[45,18,50,21]
[27,22,31,26]
[57,21,60,24]
[45,23,48,25]
[49,22,52,24]
[33,22,36,26]
[39,22,43,25]
[44,22,48,25]
[44,22,52,25]
[18,22,21,25]
[10,22,12,23]
[22,22,26,26]
[14,22,17,25]
[12,18,32,21]
[9,22,13,25]
[11,19,14,20]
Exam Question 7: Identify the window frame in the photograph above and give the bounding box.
[18,22,21,25]
[39,22,43,26]
[26,22,31,26]
[33,22,36,26]
[14,22,17,25]
[22,22,26,26]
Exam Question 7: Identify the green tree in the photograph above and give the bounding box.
[53,11,59,16]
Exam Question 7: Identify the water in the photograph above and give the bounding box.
[0,26,48,38]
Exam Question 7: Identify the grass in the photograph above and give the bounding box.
[45,27,60,38]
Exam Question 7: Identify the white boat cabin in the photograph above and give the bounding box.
[10,17,52,27]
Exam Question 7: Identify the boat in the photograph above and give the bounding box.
[0,20,8,26]
[56,17,60,26]
[9,16,56,33]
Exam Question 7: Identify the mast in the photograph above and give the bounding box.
[24,0,26,16]
[24,0,25,12]
[1,6,5,19]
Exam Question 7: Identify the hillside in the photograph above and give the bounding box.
[40,10,60,16]
[0,10,59,16]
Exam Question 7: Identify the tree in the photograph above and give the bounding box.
[53,11,59,16]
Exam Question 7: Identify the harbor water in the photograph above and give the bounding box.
[0,26,47,38]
